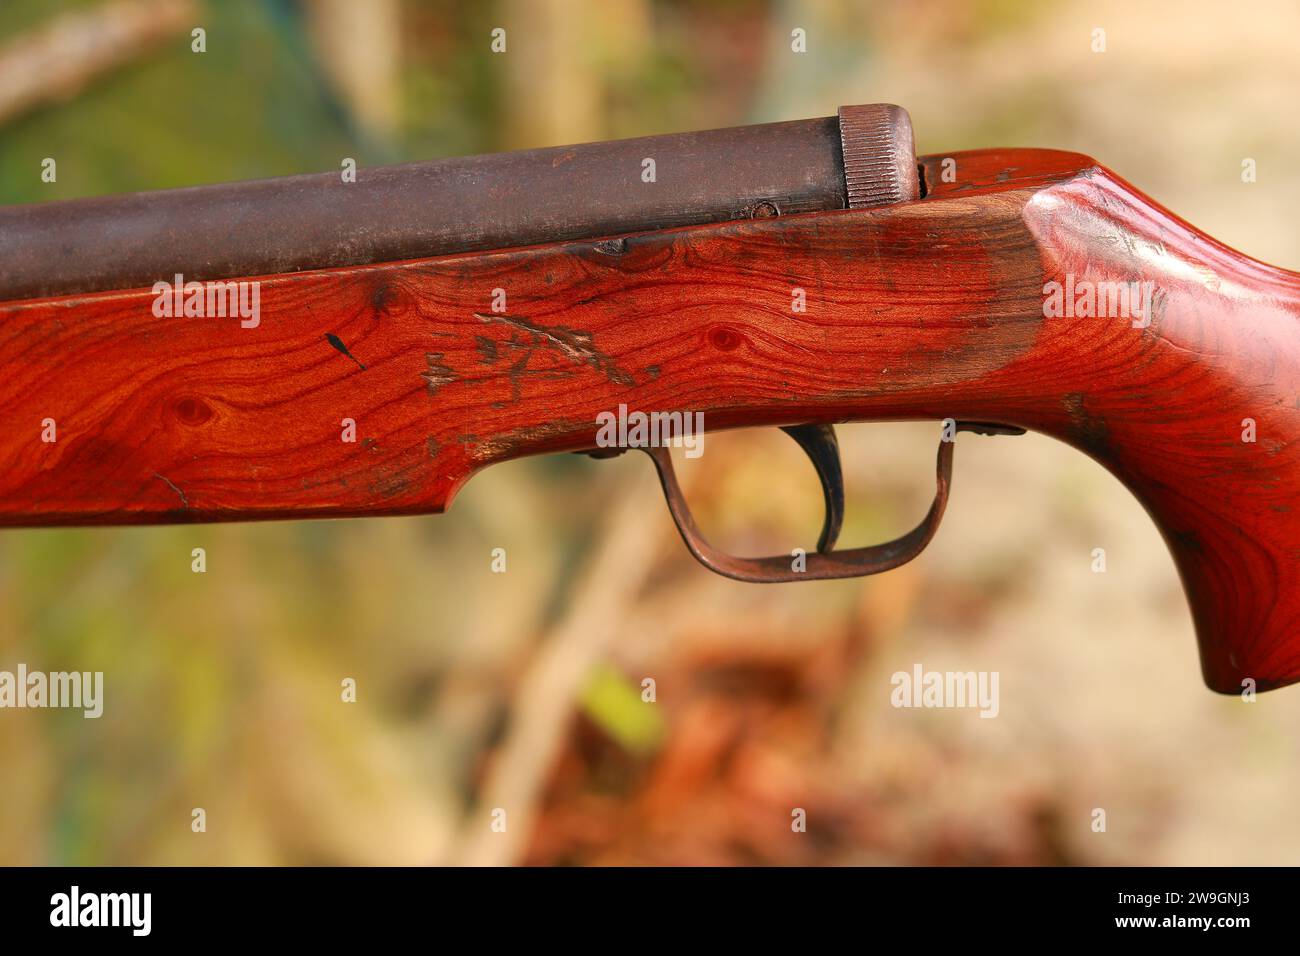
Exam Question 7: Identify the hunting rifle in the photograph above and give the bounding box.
[1,105,1297,694]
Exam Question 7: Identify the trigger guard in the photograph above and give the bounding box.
[640,423,958,583]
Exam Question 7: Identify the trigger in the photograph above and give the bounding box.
[779,423,844,554]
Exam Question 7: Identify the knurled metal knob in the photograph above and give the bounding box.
[837,104,920,208]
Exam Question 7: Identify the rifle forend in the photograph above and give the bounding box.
[0,105,1298,694]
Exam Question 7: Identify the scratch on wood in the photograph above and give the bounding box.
[474,312,635,387]
[464,420,581,462]
[422,352,456,396]
[154,472,189,509]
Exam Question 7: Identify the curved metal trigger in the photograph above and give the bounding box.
[779,423,843,554]
[642,422,963,583]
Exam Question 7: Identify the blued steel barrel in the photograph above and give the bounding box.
[0,104,916,301]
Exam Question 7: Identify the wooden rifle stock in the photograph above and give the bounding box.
[0,109,1298,693]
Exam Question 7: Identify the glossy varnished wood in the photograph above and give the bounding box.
[1,147,1297,692]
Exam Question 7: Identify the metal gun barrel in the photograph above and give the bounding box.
[0,105,915,301]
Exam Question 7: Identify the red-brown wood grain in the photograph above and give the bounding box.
[0,147,1297,692]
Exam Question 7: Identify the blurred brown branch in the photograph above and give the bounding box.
[447,461,679,866]
[0,0,198,126]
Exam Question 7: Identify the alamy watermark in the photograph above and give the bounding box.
[595,403,705,458]
[151,273,261,328]
[50,886,150,936]
[1043,274,1157,328]
[0,664,102,718]
[890,664,999,718]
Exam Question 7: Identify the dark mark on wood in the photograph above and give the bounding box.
[1063,392,1111,459]
[371,281,397,315]
[326,333,367,370]
[1170,528,1205,555]
[368,473,411,500]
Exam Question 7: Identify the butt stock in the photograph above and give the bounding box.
[1,140,1298,692]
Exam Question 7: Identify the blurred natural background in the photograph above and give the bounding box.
[2,0,1299,865]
